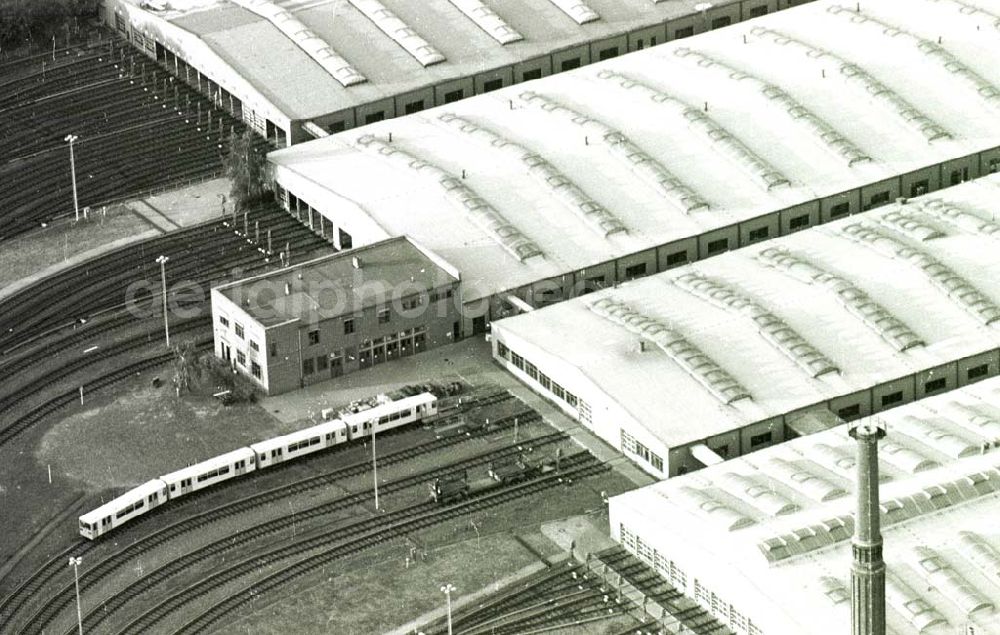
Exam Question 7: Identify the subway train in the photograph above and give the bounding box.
[79,392,438,539]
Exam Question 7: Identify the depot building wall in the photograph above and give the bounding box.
[101,0,294,146]
[490,320,1000,479]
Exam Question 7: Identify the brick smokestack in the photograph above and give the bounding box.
[849,419,887,635]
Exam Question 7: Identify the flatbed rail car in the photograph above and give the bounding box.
[429,450,564,504]
[79,392,438,539]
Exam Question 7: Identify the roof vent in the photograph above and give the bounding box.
[352,256,362,269]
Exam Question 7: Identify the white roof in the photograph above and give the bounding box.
[130,0,756,121]
[610,375,1000,635]
[80,480,165,523]
[492,176,1000,448]
[160,447,255,482]
[270,0,1000,303]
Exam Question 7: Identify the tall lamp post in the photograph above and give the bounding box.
[371,418,379,510]
[155,255,170,347]
[441,583,456,635]
[68,556,83,635]
[64,134,80,222]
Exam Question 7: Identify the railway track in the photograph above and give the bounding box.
[0,205,327,355]
[0,317,208,417]
[62,434,567,635]
[0,339,213,449]
[139,452,607,635]
[2,408,539,632]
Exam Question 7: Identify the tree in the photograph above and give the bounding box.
[171,341,202,393]
[0,0,99,55]
[222,128,270,211]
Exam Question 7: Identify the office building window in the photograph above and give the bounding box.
[270,342,277,358]
[235,323,244,339]
[249,341,259,352]
[343,318,355,334]
[308,329,320,345]
[219,316,230,327]
[251,362,261,379]
[303,358,314,375]
[524,361,538,381]
[317,355,328,371]
[378,308,391,324]
[236,350,246,366]
[511,352,524,370]
[538,373,551,391]
[497,341,509,359]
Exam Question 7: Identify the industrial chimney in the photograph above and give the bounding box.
[848,419,887,635]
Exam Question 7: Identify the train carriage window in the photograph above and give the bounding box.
[748,5,768,17]
[444,89,464,104]
[711,16,731,29]
[968,364,990,381]
[522,68,542,81]
[482,78,503,93]
[674,26,694,39]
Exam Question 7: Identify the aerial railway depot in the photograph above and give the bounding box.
[5,0,1000,633]
[267,0,1000,335]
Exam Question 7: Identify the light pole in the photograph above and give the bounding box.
[440,583,456,635]
[64,134,80,222]
[155,255,170,347]
[68,556,83,635]
[371,418,379,510]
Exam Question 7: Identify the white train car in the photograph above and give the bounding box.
[79,479,168,540]
[250,419,348,469]
[342,392,438,440]
[160,447,256,499]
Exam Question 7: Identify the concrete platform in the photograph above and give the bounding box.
[260,337,657,489]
